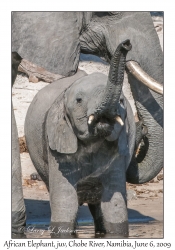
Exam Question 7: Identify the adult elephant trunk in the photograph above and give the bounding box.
[126,73,163,183]
[88,39,132,123]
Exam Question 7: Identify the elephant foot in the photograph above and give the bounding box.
[12,232,26,239]
[12,211,26,236]
[94,221,128,238]
[49,222,77,239]
[103,220,129,237]
[93,217,106,235]
[30,172,42,181]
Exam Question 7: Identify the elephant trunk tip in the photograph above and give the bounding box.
[121,39,132,52]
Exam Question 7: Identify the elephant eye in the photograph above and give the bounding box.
[76,98,82,103]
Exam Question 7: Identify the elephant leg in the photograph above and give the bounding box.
[48,153,78,238]
[101,156,128,237]
[88,203,106,234]
[12,108,26,238]
[101,192,128,237]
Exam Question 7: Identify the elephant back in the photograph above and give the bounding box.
[24,70,87,185]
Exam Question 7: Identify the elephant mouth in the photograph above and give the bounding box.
[88,116,114,138]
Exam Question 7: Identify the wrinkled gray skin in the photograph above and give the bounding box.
[25,41,136,237]
[12,12,92,77]
[12,11,163,184]
[12,52,26,238]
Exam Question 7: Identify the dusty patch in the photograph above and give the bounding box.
[19,136,28,153]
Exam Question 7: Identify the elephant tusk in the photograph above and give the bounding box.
[88,115,95,125]
[115,116,124,126]
[126,61,163,95]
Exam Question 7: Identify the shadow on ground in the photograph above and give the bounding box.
[25,199,155,227]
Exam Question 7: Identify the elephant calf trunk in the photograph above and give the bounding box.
[89,40,132,123]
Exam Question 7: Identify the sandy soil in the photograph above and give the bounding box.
[12,15,163,239]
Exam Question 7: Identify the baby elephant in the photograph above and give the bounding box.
[25,40,135,237]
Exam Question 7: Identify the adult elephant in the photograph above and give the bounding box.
[80,12,163,183]
[25,40,135,237]
[12,52,26,238]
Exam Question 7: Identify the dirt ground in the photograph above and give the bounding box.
[12,14,163,239]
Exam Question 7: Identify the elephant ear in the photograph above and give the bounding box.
[46,94,78,154]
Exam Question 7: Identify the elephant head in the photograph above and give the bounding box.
[80,12,163,184]
[47,40,132,156]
